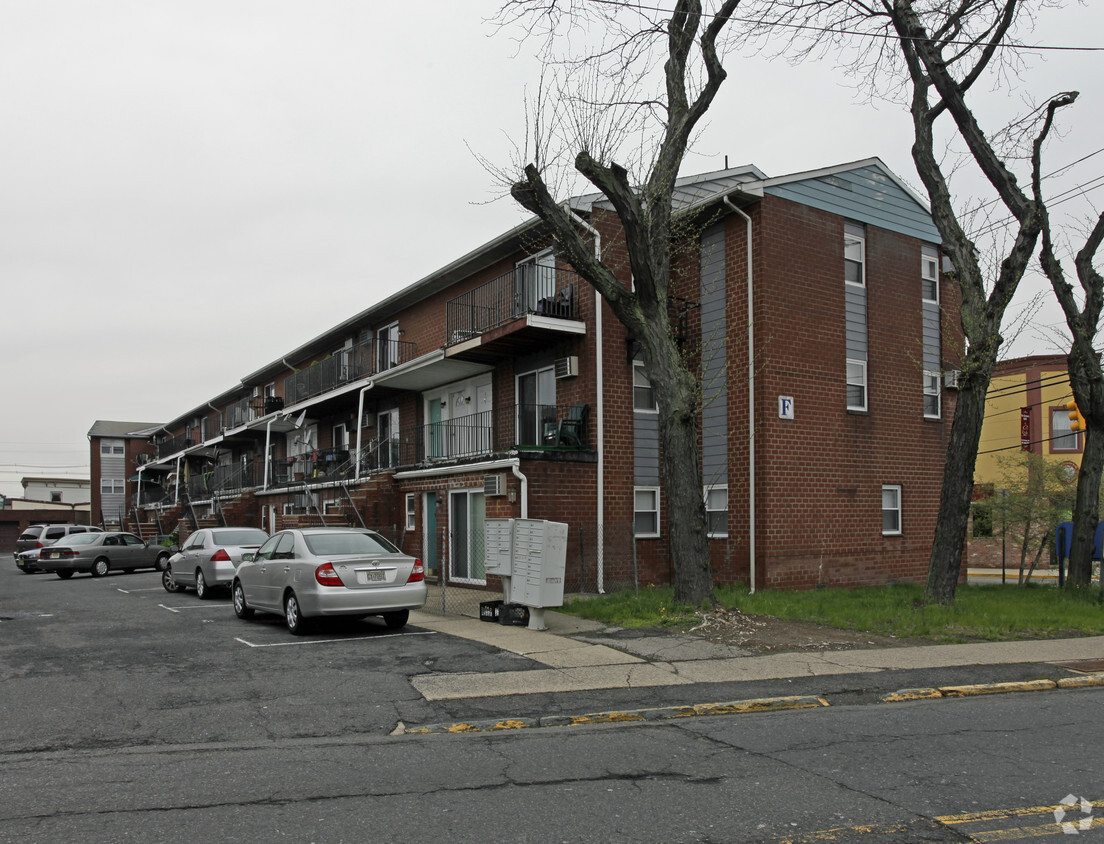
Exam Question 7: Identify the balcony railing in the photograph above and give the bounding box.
[282,337,417,406]
[445,266,580,344]
[156,432,196,459]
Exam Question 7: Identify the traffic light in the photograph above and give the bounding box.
[1067,399,1087,432]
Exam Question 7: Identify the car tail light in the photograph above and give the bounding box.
[210,549,232,562]
[58,549,79,558]
[407,559,425,583]
[315,563,343,587]
[35,542,43,549]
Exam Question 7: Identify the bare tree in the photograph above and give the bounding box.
[497,0,743,605]
[740,0,1084,603]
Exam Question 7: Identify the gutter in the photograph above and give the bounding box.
[724,196,756,594]
[565,205,605,593]
[394,456,529,521]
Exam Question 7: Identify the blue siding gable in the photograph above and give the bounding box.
[764,165,940,244]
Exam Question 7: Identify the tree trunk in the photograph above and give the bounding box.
[925,375,990,603]
[1067,425,1103,587]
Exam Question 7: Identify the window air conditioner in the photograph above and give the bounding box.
[944,370,962,390]
[554,356,579,379]
[484,474,505,497]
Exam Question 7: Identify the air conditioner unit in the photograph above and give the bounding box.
[484,474,505,497]
[361,412,375,429]
[944,370,962,389]
[554,355,579,379]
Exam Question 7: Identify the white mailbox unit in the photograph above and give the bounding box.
[482,518,568,629]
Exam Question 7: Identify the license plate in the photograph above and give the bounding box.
[358,569,386,584]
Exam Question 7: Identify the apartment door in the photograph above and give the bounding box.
[517,366,556,446]
[423,492,438,579]
[449,489,485,583]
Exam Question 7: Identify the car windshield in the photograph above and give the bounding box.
[64,534,100,546]
[303,532,399,557]
[212,529,268,546]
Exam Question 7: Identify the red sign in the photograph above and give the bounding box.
[1021,407,1031,450]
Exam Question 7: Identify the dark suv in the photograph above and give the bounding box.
[15,524,104,572]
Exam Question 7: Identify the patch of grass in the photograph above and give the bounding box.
[561,583,1104,642]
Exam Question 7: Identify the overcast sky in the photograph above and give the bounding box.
[2,1,1102,499]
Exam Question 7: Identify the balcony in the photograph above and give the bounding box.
[445,266,583,360]
[156,432,196,459]
[283,337,417,407]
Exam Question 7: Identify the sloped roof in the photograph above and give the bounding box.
[87,421,163,439]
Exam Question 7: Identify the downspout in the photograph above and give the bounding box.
[174,455,183,506]
[724,197,756,594]
[262,417,277,491]
[354,382,375,481]
[565,204,605,593]
[510,460,528,519]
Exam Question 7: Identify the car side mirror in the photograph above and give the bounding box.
[241,552,255,563]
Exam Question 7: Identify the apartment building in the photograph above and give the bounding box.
[89,157,960,592]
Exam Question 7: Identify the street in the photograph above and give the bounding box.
[2,565,1103,842]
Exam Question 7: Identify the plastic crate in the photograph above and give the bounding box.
[479,600,504,622]
[499,602,531,626]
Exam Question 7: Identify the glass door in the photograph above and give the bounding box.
[449,489,486,583]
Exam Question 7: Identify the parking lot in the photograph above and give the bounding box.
[0,564,531,755]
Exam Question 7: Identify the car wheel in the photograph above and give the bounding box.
[232,581,254,619]
[195,569,212,600]
[56,570,74,580]
[155,553,170,572]
[90,558,110,578]
[382,609,409,630]
[162,566,184,593]
[284,592,309,635]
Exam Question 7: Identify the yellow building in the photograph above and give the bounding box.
[975,354,1082,491]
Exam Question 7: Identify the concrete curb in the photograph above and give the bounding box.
[402,694,829,735]
[881,672,1104,703]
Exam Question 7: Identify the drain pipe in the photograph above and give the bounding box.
[354,382,375,481]
[174,455,183,506]
[565,205,605,593]
[262,416,279,491]
[724,196,756,594]
[511,461,528,519]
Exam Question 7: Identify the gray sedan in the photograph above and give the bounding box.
[232,528,426,635]
[162,527,269,598]
[37,532,172,579]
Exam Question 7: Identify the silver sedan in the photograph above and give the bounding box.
[232,528,426,635]
[37,532,172,579]
[162,527,269,598]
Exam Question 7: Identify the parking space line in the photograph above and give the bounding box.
[235,631,437,648]
[158,604,222,613]
[118,587,165,594]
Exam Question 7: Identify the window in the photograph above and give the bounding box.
[922,248,939,303]
[844,231,865,286]
[100,439,124,456]
[882,485,902,536]
[1051,407,1081,452]
[50,491,62,503]
[634,487,660,537]
[847,359,867,411]
[406,494,416,531]
[704,485,728,538]
[923,371,941,419]
[100,479,124,494]
[633,360,657,412]
[378,322,400,370]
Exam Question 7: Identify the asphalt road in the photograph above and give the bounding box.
[3,564,1103,842]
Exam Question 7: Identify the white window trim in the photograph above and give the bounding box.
[845,232,866,288]
[704,484,728,539]
[634,486,661,538]
[847,358,868,412]
[922,249,939,304]
[633,360,659,414]
[923,371,941,420]
[882,485,902,536]
[405,493,416,531]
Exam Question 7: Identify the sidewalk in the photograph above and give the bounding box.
[408,608,1104,702]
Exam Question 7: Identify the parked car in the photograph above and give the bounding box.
[232,527,426,635]
[162,527,269,598]
[14,524,104,572]
[36,531,172,579]
[14,548,42,573]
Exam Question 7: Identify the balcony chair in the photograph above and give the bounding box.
[554,403,589,448]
